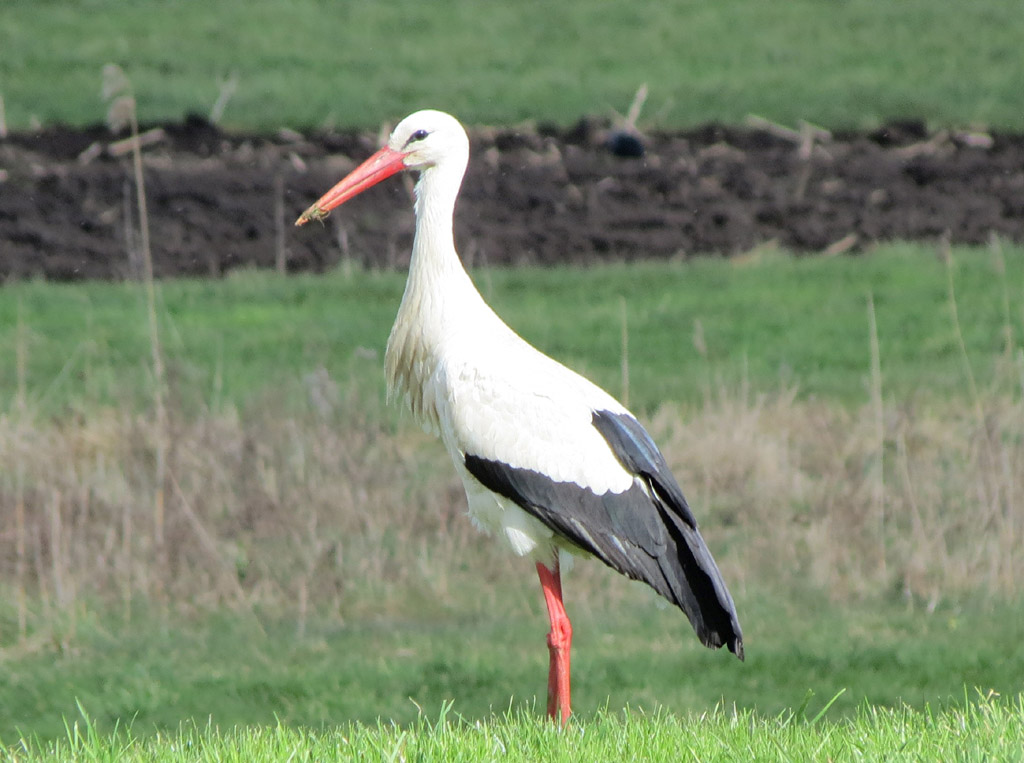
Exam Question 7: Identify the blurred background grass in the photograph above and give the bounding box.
[2,245,1021,415]
[2,0,1022,131]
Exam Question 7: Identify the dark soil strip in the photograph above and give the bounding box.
[2,116,1022,281]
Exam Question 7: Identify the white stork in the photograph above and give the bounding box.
[296,110,743,724]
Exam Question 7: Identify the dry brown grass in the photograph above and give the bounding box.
[655,379,1023,606]
[1,358,1021,648]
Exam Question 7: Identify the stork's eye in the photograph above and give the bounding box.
[409,129,430,143]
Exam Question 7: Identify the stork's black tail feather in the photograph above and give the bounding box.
[656,503,744,660]
[591,409,743,660]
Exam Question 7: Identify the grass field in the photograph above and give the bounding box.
[2,247,1024,756]
[4,598,1024,743]
[3,267,1023,755]
[6,693,1024,761]
[3,244,1022,415]
[4,1,1024,757]
[2,0,1023,131]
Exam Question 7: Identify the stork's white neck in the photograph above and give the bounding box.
[385,156,491,429]
[409,162,466,283]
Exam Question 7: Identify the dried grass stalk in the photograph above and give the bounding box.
[1,376,1021,647]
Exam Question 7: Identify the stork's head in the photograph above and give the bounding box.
[296,109,469,225]
[388,110,468,171]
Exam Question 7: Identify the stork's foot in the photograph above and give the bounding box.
[537,560,572,725]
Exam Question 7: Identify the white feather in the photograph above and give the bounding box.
[379,110,636,561]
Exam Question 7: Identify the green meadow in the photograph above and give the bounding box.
[3,247,1024,756]
[7,694,1024,762]
[4,597,1024,740]
[1,0,1022,131]
[3,0,1024,758]
[4,245,1022,415]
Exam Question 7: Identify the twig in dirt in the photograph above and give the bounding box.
[276,127,304,144]
[797,121,823,161]
[799,119,832,143]
[745,115,832,145]
[793,161,812,201]
[748,116,832,200]
[605,84,650,158]
[745,114,801,143]
[210,72,239,124]
[824,233,858,256]
[77,142,104,165]
[624,83,648,131]
[287,151,308,173]
[107,128,166,157]
[954,130,994,150]
[608,82,649,134]
[893,131,952,159]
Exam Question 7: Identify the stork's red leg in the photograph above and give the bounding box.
[536,558,572,725]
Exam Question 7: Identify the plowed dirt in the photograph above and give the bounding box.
[2,116,1022,281]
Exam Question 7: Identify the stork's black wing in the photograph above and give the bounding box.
[464,409,743,660]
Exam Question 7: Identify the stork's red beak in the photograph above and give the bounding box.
[295,146,407,226]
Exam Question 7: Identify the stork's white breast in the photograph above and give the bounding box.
[434,327,635,496]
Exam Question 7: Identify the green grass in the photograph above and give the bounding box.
[2,247,1023,757]
[2,0,1022,131]
[2,245,1022,415]
[6,696,1024,761]
[3,596,1024,749]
